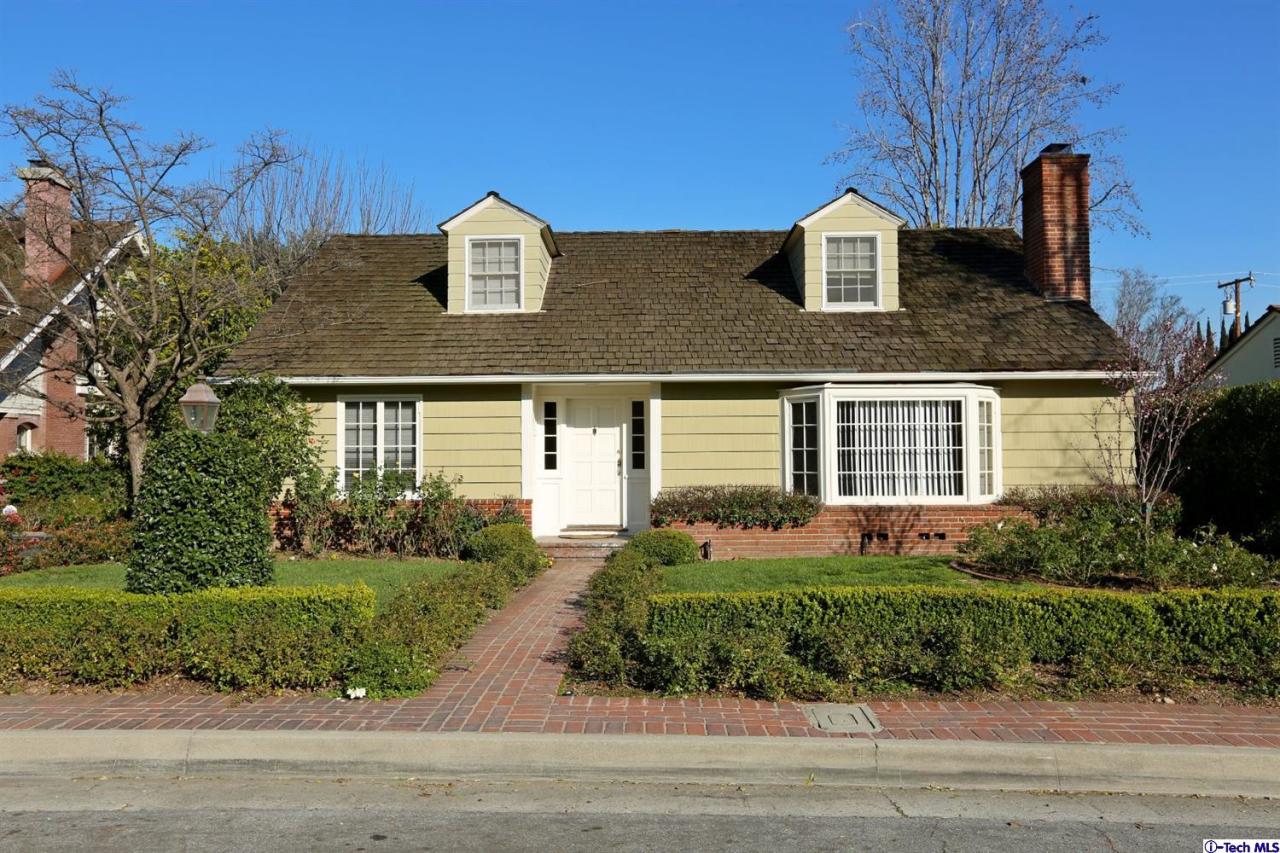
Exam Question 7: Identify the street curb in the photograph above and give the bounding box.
[1,730,1275,798]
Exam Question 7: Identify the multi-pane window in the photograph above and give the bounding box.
[543,401,558,471]
[343,401,377,490]
[341,399,418,491]
[630,401,646,471]
[790,399,819,496]
[824,235,877,307]
[836,399,964,499]
[977,399,995,496]
[468,238,521,309]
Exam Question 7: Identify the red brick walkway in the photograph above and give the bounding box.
[1,557,1277,747]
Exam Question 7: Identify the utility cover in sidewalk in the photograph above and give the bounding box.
[803,703,882,733]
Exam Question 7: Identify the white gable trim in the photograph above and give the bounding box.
[0,227,142,372]
[797,190,906,229]
[1210,308,1280,374]
[438,193,549,232]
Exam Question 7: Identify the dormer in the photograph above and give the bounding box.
[781,188,905,312]
[439,191,560,314]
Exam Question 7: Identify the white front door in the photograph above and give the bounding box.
[565,399,623,527]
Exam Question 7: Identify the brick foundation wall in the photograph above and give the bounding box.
[269,497,532,549]
[658,504,1025,558]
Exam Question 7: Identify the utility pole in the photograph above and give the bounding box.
[1217,272,1255,340]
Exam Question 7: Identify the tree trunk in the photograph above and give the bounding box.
[124,418,149,503]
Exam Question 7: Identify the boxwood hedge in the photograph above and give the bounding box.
[0,585,375,690]
[569,542,1280,700]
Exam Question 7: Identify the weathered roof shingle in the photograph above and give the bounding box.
[223,228,1122,377]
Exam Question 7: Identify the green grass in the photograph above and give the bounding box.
[662,555,1002,594]
[0,557,460,613]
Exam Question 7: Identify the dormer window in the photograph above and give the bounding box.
[467,237,522,311]
[823,233,879,310]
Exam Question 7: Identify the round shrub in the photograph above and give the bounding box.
[465,522,535,563]
[126,430,273,594]
[628,529,699,566]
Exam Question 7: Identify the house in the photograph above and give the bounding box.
[224,144,1128,553]
[1210,305,1280,387]
[0,161,136,459]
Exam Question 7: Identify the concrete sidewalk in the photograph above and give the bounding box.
[2,729,1278,798]
[3,557,1278,798]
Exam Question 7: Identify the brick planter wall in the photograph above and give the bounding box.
[658,504,1024,558]
[269,498,532,550]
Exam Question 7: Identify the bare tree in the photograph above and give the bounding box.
[0,72,424,497]
[1094,270,1220,529]
[831,0,1143,234]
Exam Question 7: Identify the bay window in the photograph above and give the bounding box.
[338,396,421,491]
[783,385,1000,504]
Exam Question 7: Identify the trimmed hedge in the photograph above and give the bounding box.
[641,586,1280,699]
[344,530,548,697]
[628,529,699,566]
[466,522,537,564]
[650,485,821,529]
[569,541,1280,700]
[0,585,375,690]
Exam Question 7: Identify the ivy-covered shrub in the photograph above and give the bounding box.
[215,376,322,500]
[127,430,273,593]
[0,585,374,690]
[1177,381,1280,557]
[965,486,1278,589]
[628,529,699,566]
[650,485,821,530]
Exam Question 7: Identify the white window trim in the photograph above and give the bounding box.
[781,384,1001,506]
[464,234,525,313]
[820,231,882,312]
[335,394,424,494]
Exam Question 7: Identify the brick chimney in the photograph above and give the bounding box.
[1020,143,1090,302]
[17,159,73,289]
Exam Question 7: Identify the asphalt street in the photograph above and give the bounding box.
[1,775,1277,852]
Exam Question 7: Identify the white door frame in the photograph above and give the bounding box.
[527,383,657,536]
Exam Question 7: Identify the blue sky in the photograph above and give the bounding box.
[1,0,1277,323]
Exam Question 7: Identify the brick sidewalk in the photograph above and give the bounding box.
[1,557,1277,748]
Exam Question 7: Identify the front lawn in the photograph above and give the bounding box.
[0,557,459,613]
[662,555,994,593]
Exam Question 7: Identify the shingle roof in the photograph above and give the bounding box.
[222,228,1122,377]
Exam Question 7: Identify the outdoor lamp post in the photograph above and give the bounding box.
[179,379,221,433]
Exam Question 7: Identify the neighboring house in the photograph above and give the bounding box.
[0,161,136,459]
[1210,305,1280,387]
[224,144,1127,549]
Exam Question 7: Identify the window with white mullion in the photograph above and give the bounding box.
[468,238,521,309]
[342,399,419,492]
[824,234,878,308]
